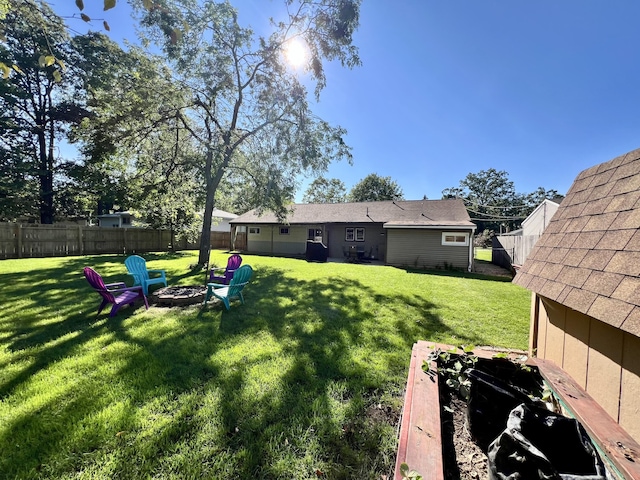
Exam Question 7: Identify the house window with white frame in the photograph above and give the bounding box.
[280,227,290,235]
[441,232,469,246]
[249,227,261,234]
[345,227,365,242]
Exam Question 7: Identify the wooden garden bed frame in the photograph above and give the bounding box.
[394,341,640,480]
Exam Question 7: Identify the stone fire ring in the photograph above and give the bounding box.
[150,285,208,307]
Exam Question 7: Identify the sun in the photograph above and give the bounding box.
[283,38,308,68]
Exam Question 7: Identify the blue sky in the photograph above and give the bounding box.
[55,1,640,202]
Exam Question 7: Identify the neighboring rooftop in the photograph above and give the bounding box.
[514,148,640,336]
[230,199,476,229]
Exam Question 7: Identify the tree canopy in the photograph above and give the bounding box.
[0,0,85,223]
[302,177,347,203]
[349,173,404,202]
[127,0,361,266]
[442,168,563,232]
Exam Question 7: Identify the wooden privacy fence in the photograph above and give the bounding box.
[492,234,540,270]
[0,223,232,259]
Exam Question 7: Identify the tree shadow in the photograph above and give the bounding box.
[0,260,490,478]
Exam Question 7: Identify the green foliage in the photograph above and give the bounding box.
[129,0,361,266]
[442,169,564,233]
[349,173,404,202]
[0,252,530,478]
[428,346,478,400]
[474,229,494,248]
[0,0,84,223]
[302,176,347,203]
[400,463,423,479]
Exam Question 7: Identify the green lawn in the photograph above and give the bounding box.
[475,247,492,261]
[0,250,530,479]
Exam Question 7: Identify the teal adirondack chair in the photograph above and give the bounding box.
[204,265,253,310]
[124,255,167,295]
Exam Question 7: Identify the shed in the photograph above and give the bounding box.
[514,147,640,443]
[97,211,134,228]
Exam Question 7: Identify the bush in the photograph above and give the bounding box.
[474,230,495,248]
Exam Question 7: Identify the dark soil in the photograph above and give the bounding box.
[441,392,489,480]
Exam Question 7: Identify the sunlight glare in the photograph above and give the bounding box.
[284,38,308,68]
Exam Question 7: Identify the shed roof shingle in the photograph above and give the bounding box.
[514,147,640,336]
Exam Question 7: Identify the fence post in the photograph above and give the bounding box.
[78,225,84,255]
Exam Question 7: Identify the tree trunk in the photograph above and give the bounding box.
[37,129,54,224]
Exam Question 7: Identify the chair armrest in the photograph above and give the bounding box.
[105,281,127,288]
[207,282,226,289]
[108,285,145,294]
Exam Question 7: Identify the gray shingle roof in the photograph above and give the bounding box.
[230,199,475,228]
[514,148,640,335]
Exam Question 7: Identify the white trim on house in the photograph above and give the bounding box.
[441,232,470,246]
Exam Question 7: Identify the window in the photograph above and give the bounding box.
[441,232,469,246]
[249,227,261,234]
[280,227,290,235]
[346,227,365,242]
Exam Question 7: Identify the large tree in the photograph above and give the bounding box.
[0,0,85,223]
[349,173,404,202]
[302,177,347,203]
[132,0,361,267]
[442,169,563,232]
[69,31,203,238]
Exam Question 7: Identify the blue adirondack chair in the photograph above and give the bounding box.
[124,255,167,295]
[210,254,242,284]
[204,264,253,310]
[84,267,149,317]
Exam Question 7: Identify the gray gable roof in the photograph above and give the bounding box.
[231,199,475,229]
[514,148,640,337]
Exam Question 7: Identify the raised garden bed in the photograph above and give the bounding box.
[394,341,640,480]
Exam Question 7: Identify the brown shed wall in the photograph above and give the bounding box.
[531,295,640,442]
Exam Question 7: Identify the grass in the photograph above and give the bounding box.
[0,250,530,479]
[475,247,492,261]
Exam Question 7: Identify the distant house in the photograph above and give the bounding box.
[521,198,560,237]
[97,211,134,228]
[209,208,238,232]
[230,199,477,270]
[493,199,560,268]
[514,148,640,443]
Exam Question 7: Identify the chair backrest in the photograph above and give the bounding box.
[210,254,243,282]
[227,265,253,296]
[125,255,149,280]
[84,267,115,303]
[227,254,243,271]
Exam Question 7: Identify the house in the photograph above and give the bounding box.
[97,211,134,228]
[208,208,238,232]
[521,198,560,237]
[493,199,560,268]
[514,148,640,443]
[230,199,476,270]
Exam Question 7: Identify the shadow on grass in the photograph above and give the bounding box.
[0,260,487,478]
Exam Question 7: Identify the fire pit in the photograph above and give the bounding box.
[150,286,208,307]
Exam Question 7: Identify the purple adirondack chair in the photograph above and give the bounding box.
[83,267,149,317]
[209,254,242,284]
